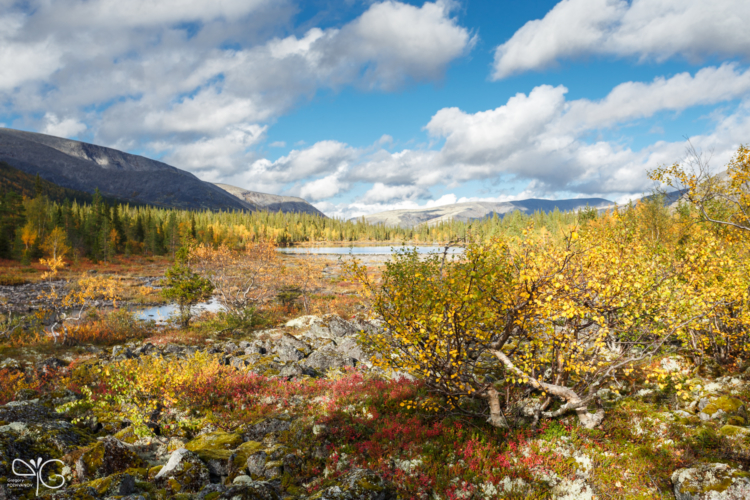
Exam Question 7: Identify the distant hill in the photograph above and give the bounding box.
[215,183,326,217]
[0,128,254,211]
[360,198,614,228]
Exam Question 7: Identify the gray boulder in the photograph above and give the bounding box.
[243,418,291,442]
[314,468,397,500]
[287,314,359,339]
[246,451,268,478]
[275,344,305,363]
[277,333,312,355]
[302,347,356,372]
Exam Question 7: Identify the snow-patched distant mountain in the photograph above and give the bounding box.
[358,198,614,228]
[214,183,326,217]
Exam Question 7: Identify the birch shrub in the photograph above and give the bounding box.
[349,208,747,428]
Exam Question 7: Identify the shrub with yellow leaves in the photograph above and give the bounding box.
[349,206,741,429]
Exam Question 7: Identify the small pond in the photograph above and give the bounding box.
[277,246,464,255]
[134,297,225,324]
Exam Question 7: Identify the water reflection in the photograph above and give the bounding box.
[134,297,225,324]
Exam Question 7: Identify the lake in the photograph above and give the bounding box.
[277,245,464,255]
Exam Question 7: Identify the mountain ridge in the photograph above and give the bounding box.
[0,128,319,215]
[358,198,615,228]
[214,183,326,217]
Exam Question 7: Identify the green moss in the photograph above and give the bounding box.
[80,441,105,473]
[702,396,744,416]
[136,479,155,492]
[719,425,750,437]
[232,440,264,469]
[285,484,304,496]
[82,475,114,495]
[356,477,383,491]
[704,478,733,493]
[185,430,242,453]
[148,465,164,480]
[168,477,182,492]
[114,426,139,444]
[204,493,221,500]
[727,416,746,426]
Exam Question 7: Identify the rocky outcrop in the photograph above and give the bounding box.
[0,314,395,499]
[672,463,750,499]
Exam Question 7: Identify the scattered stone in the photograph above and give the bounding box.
[233,474,254,484]
[280,361,306,379]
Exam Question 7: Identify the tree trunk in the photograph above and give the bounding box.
[484,386,509,428]
[490,348,602,429]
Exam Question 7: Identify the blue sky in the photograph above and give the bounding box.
[2,0,750,218]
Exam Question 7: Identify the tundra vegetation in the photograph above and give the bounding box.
[1,147,750,498]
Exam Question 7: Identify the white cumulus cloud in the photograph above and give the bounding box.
[41,113,86,138]
[493,0,750,79]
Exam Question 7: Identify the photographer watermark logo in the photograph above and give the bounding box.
[11,457,65,496]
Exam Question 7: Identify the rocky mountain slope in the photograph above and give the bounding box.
[215,184,325,217]
[360,198,614,228]
[0,128,253,211]
[0,161,111,205]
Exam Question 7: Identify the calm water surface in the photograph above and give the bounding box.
[277,246,464,255]
[134,297,225,324]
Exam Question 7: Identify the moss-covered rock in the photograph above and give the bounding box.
[216,482,281,499]
[74,436,145,481]
[718,425,750,437]
[698,396,746,422]
[185,430,243,456]
[183,430,244,480]
[154,448,211,494]
[672,463,750,500]
[727,416,746,426]
[114,425,139,444]
[311,468,398,500]
[78,470,140,497]
[232,441,264,470]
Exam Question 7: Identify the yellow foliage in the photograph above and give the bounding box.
[349,202,750,426]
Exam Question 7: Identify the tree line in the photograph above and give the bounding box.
[0,177,599,263]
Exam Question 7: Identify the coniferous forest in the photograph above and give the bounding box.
[0,174,591,263]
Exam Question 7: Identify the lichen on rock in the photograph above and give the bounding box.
[672,463,750,500]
